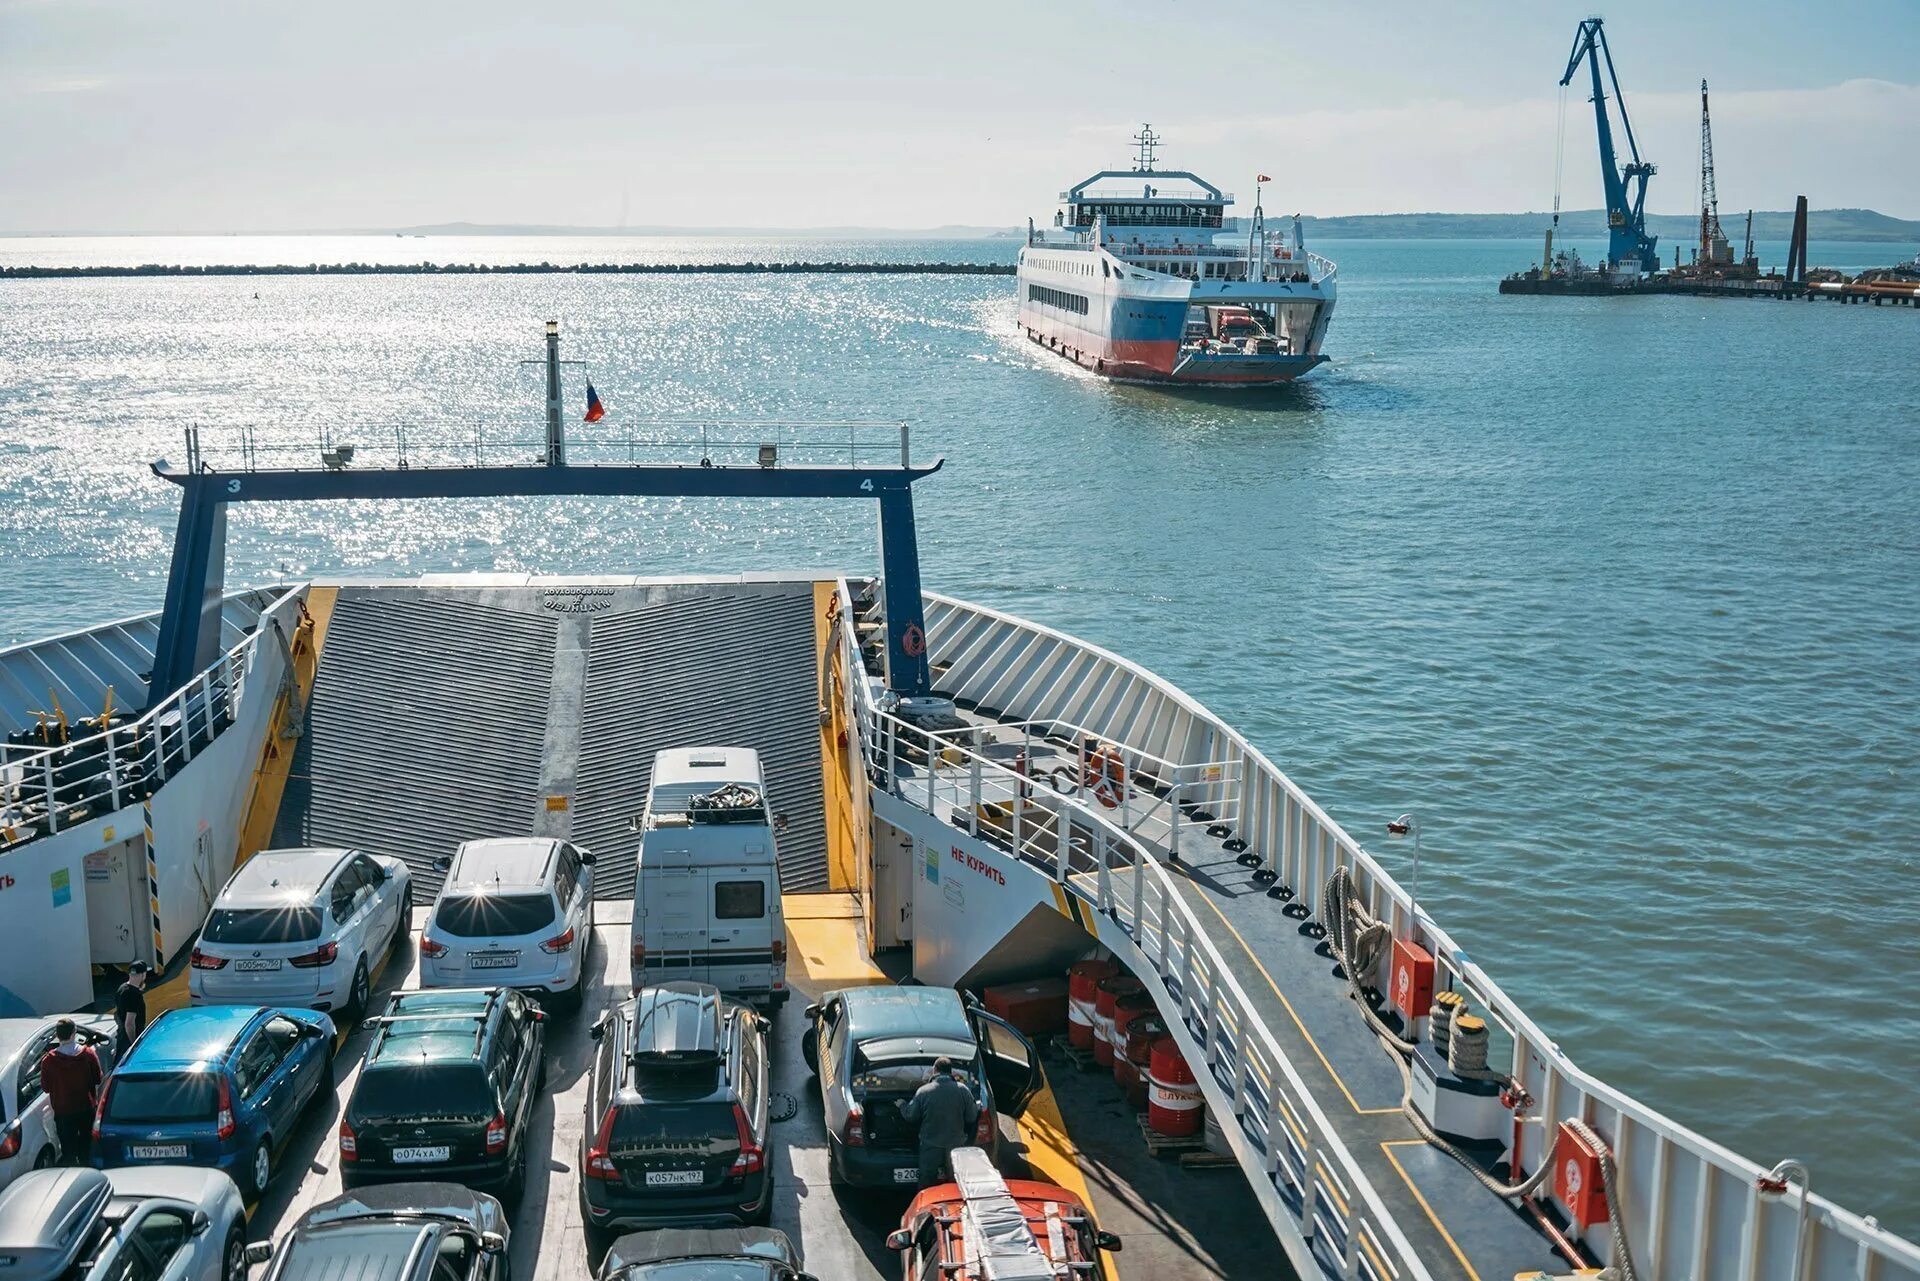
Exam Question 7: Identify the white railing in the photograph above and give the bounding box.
[917,591,1920,1281]
[0,587,304,850]
[832,605,1428,1281]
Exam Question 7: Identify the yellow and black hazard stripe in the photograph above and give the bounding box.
[1050,882,1093,932]
[144,799,163,963]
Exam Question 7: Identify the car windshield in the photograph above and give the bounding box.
[433,894,554,938]
[353,1065,494,1119]
[203,906,322,944]
[107,1072,218,1122]
[617,1264,776,1281]
[610,1102,736,1149]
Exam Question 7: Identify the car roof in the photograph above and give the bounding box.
[366,991,495,1066]
[446,839,559,893]
[302,1183,503,1235]
[125,1005,264,1068]
[604,1227,798,1274]
[277,1220,432,1281]
[0,1019,50,1065]
[841,986,972,1042]
[103,1165,235,1206]
[0,1168,113,1281]
[222,848,352,903]
[651,746,763,789]
[626,983,724,1057]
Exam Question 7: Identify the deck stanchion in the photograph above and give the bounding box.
[925,731,937,809]
[1205,974,1223,1067]
[106,734,121,811]
[1169,779,1182,860]
[41,755,58,833]
[1096,829,1113,910]
[967,755,981,835]
[1056,808,1072,882]
[1131,841,1146,931]
[1012,787,1025,861]
[1302,1145,1320,1244]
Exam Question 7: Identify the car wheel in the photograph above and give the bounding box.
[32,1146,55,1169]
[222,1225,247,1281]
[390,889,411,954]
[802,1026,820,1076]
[248,1139,272,1199]
[348,958,370,1018]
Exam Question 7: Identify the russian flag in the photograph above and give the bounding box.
[583,382,606,423]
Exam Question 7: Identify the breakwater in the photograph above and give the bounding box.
[0,259,1017,280]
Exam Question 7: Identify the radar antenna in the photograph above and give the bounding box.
[1131,123,1160,172]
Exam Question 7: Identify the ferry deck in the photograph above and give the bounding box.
[3,399,1918,1281]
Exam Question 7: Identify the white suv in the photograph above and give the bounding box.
[419,838,595,1011]
[190,847,412,1017]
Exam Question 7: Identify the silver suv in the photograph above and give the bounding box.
[420,838,596,1011]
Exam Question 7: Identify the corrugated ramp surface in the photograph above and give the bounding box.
[574,587,827,896]
[272,594,556,896]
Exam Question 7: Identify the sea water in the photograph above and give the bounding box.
[0,234,1915,1231]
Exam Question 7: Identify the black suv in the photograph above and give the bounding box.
[247,1184,509,1281]
[340,987,547,1197]
[579,982,771,1247]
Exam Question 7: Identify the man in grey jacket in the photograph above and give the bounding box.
[899,1056,981,1187]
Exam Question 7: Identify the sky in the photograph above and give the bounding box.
[2,0,1917,233]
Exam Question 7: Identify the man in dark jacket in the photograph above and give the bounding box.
[37,1019,104,1166]
[898,1056,981,1187]
[114,961,150,1061]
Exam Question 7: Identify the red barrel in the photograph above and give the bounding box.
[1067,959,1116,1051]
[1109,993,1156,1089]
[1147,1035,1204,1137]
[1092,976,1143,1067]
[1120,1015,1168,1110]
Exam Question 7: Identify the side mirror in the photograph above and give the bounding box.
[479,1232,507,1256]
[884,1229,912,1252]
[301,1022,327,1038]
[588,1015,607,1042]
[803,1003,821,1022]
[579,851,597,866]
[432,855,452,872]
[245,1243,274,1266]
[360,1017,384,1032]
[1095,1231,1123,1252]
[190,1211,212,1237]
[366,865,386,884]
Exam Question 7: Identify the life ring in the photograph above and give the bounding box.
[901,624,926,658]
[1089,742,1127,808]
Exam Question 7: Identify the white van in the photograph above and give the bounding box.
[629,747,788,1009]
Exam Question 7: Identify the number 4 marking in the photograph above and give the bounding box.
[859,479,874,492]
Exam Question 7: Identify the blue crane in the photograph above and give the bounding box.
[1562,17,1658,275]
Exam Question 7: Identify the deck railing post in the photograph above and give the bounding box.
[1056,808,1072,881]
[41,755,58,833]
[1096,829,1112,910]
[925,732,937,809]
[150,721,168,783]
[1130,843,1145,933]
[1179,915,1198,1020]
[106,733,122,811]
[1302,1144,1321,1243]
[1169,779,1182,861]
[968,755,981,836]
[1342,1217,1361,1280]
[1204,974,1223,1066]
[1267,1089,1285,1178]
[1013,788,1025,862]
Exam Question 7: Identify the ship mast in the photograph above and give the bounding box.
[1131,123,1159,173]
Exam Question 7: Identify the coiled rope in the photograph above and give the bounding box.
[1321,866,1642,1281]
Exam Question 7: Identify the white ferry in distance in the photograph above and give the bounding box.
[1017,124,1337,385]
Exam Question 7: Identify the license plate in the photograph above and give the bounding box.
[645,1170,703,1187]
[391,1146,451,1164]
[129,1144,189,1160]
[234,958,282,972]
[469,952,519,969]
[893,1167,919,1184]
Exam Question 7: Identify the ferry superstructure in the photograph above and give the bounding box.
[1018,125,1337,385]
[1,333,1916,1281]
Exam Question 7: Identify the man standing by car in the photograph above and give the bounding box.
[899,1056,980,1188]
[36,1018,103,1166]
[114,961,151,1060]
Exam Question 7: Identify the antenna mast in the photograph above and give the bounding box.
[1131,123,1160,173]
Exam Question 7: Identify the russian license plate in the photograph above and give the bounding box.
[391,1146,451,1164]
[235,958,282,972]
[893,1167,919,1184]
[645,1169,703,1187]
[469,952,519,969]
[129,1144,189,1160]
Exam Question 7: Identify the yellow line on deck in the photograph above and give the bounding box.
[1380,1140,1483,1281]
[1190,890,1400,1116]
[232,587,337,872]
[1012,1076,1098,1219]
[783,892,885,989]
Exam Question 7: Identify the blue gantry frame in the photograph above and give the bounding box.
[146,454,943,706]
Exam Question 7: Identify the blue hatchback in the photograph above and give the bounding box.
[93,1004,335,1199]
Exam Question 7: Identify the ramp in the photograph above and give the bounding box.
[573,585,827,897]
[273,594,556,896]
[269,578,830,901]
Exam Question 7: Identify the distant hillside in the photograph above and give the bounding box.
[391,221,1014,239]
[1291,208,1920,242]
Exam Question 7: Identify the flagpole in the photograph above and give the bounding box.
[544,320,565,467]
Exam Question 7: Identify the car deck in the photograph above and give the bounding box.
[130,896,1280,1281]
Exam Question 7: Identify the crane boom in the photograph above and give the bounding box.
[1699,80,1729,267]
[1561,18,1657,275]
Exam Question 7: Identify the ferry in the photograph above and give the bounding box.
[1017,125,1336,385]
[1,332,1916,1281]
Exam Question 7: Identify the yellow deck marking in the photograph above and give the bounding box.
[1380,1140,1483,1281]
[1190,889,1400,1116]
[232,587,337,870]
[1013,1076,1098,1219]
[783,892,887,991]
[813,582,861,893]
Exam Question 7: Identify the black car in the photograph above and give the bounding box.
[600,1228,816,1281]
[803,985,1040,1189]
[339,987,546,1197]
[579,982,771,1247]
[246,1183,509,1281]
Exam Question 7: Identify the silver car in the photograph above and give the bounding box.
[0,1165,249,1281]
[0,1016,118,1187]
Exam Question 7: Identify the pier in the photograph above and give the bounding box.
[0,259,1017,280]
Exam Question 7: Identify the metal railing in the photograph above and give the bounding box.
[0,588,302,850]
[176,420,914,475]
[833,616,1427,1280]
